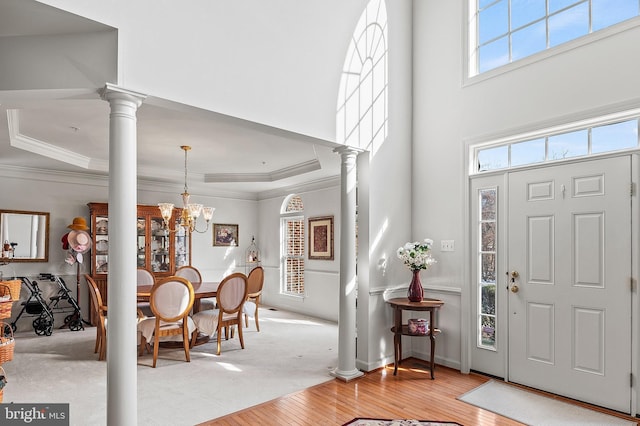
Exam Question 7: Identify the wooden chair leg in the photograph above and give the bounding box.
[238,323,245,349]
[152,337,160,368]
[254,306,260,332]
[183,327,191,362]
[216,328,222,355]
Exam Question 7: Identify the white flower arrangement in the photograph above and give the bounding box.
[396,239,437,271]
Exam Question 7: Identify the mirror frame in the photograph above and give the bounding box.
[0,209,50,263]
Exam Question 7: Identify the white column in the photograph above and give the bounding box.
[331,146,364,382]
[100,84,146,426]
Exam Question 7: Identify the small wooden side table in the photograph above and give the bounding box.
[387,297,444,379]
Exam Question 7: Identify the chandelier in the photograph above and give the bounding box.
[158,145,215,234]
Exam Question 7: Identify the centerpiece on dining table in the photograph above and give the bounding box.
[396,238,437,302]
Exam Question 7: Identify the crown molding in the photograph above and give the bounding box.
[257,175,340,200]
[7,109,103,170]
[205,159,321,183]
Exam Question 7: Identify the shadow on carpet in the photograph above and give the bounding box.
[343,419,462,426]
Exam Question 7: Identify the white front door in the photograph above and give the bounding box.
[507,156,631,412]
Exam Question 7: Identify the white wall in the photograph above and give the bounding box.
[0,169,258,331]
[413,0,640,398]
[257,186,341,322]
[39,0,370,142]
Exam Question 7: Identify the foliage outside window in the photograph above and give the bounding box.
[478,188,497,349]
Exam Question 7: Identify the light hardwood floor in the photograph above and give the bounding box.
[200,359,639,426]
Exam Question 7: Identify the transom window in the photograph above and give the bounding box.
[474,117,639,173]
[471,0,640,75]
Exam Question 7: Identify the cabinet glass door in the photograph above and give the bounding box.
[137,217,146,268]
[95,215,109,274]
[175,227,189,267]
[150,217,170,272]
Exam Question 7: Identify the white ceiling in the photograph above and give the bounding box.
[0,0,342,200]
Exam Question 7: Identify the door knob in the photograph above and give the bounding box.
[511,284,519,293]
[511,271,519,279]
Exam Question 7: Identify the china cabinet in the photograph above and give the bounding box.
[87,203,191,309]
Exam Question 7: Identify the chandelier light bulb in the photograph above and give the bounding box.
[158,146,214,234]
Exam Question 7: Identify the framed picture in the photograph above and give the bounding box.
[308,216,334,260]
[213,224,239,247]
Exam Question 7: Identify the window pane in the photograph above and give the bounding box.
[478,145,509,171]
[479,0,508,44]
[511,21,547,61]
[481,314,496,346]
[549,0,582,14]
[511,0,546,29]
[479,36,510,72]
[511,138,546,166]
[479,0,496,9]
[481,284,496,314]
[593,0,639,31]
[549,2,589,47]
[548,129,588,160]
[592,120,638,154]
[480,189,497,221]
[481,253,496,283]
[481,222,496,251]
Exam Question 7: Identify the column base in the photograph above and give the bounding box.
[330,368,364,382]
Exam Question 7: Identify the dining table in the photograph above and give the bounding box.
[136,281,220,346]
[136,281,220,314]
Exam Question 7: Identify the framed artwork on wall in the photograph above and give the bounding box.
[308,216,334,260]
[213,224,239,247]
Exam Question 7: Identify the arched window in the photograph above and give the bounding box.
[336,0,388,153]
[280,194,305,296]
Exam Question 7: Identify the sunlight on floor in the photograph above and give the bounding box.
[264,318,324,326]
[217,362,242,372]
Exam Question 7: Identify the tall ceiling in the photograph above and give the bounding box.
[0,0,342,200]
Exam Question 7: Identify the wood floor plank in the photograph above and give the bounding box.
[198,362,639,425]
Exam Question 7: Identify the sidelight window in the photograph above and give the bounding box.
[478,188,497,349]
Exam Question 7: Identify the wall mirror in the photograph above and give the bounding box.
[0,210,50,262]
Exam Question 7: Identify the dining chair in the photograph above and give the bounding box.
[137,268,155,315]
[243,266,264,331]
[192,272,248,355]
[85,274,107,361]
[175,265,214,310]
[137,276,197,368]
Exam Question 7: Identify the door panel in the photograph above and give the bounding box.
[508,156,631,412]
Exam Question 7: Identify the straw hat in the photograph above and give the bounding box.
[68,230,92,253]
[67,217,89,231]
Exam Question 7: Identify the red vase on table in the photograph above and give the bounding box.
[407,269,423,302]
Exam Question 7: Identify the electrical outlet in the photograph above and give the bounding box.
[441,240,455,252]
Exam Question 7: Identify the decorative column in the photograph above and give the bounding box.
[331,146,364,381]
[100,84,146,426]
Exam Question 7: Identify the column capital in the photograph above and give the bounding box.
[99,83,147,107]
[333,145,364,157]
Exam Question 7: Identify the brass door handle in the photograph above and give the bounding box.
[511,284,519,293]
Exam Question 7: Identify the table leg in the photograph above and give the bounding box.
[429,309,435,379]
[393,306,402,375]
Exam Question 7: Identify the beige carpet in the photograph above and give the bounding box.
[458,380,636,426]
[2,307,338,426]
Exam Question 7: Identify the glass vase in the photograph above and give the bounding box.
[407,269,423,302]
